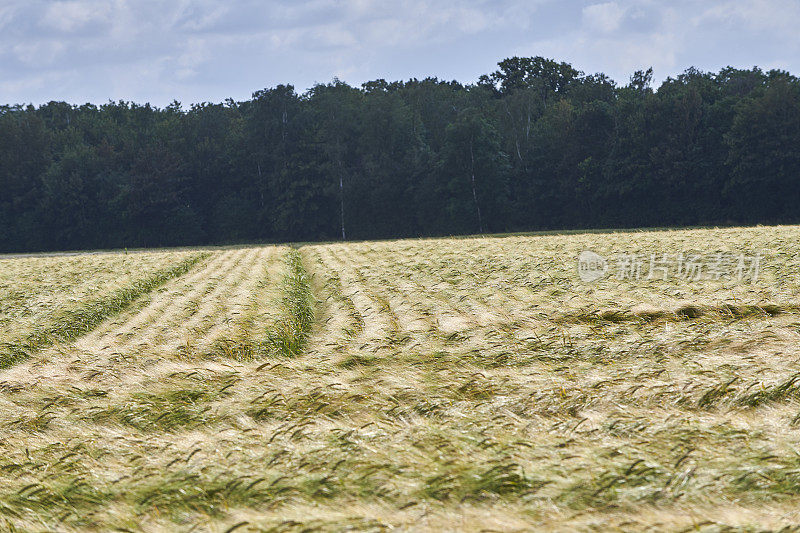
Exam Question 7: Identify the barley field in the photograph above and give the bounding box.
[2,226,800,532]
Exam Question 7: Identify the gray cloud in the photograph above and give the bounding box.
[0,0,798,106]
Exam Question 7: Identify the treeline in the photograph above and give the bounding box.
[1,57,800,252]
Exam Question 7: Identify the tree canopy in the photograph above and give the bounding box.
[1,57,799,252]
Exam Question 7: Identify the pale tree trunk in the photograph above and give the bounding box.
[338,160,346,240]
[469,137,484,234]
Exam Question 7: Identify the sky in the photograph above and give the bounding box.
[1,0,799,107]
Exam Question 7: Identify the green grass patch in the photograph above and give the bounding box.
[264,249,315,357]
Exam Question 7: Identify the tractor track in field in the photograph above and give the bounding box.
[0,247,288,389]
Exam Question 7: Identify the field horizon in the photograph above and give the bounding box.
[1,221,786,260]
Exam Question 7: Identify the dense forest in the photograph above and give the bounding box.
[1,56,799,252]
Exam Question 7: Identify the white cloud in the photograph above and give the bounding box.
[312,26,358,48]
[696,0,800,32]
[174,1,230,32]
[0,0,799,106]
[172,37,209,80]
[582,2,626,33]
[0,5,17,30]
[13,41,66,66]
[346,0,379,16]
[0,74,45,94]
[41,1,112,32]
